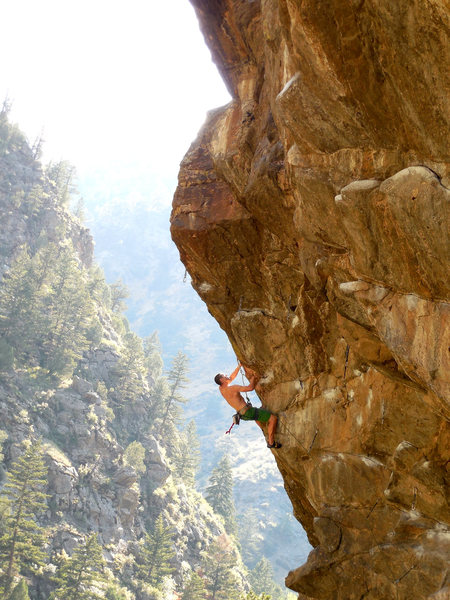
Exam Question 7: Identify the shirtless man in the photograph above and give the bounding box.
[214,361,281,449]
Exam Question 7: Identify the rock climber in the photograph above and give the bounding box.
[214,361,282,449]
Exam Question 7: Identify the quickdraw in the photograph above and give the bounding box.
[225,412,241,434]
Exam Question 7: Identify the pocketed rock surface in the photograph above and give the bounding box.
[171,1,450,598]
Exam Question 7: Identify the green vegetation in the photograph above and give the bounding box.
[171,420,201,486]
[248,557,287,599]
[237,508,263,569]
[124,441,146,475]
[0,430,7,462]
[156,351,190,438]
[0,241,102,377]
[0,441,48,596]
[51,534,106,599]
[8,579,31,600]
[112,332,147,405]
[200,535,240,600]
[205,454,236,535]
[181,571,206,600]
[240,592,271,600]
[105,582,132,599]
[137,514,175,589]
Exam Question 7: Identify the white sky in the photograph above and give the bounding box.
[1,0,230,176]
[1,0,236,388]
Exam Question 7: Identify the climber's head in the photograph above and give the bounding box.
[214,373,228,385]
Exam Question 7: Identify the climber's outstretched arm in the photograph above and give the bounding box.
[228,361,241,382]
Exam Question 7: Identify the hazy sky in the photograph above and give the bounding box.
[1,0,230,178]
[1,0,236,388]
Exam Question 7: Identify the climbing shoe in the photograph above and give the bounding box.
[267,441,282,449]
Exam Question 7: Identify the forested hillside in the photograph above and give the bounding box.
[0,107,293,599]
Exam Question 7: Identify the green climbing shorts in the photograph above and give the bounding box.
[240,406,272,423]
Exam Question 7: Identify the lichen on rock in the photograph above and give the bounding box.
[171,1,450,598]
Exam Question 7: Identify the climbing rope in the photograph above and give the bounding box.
[240,366,251,403]
[277,414,310,454]
[225,422,235,435]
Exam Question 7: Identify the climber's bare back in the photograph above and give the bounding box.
[219,384,248,412]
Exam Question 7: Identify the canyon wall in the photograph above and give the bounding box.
[171,1,450,598]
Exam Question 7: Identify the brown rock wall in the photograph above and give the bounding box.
[171,1,449,598]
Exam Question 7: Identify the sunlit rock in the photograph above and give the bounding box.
[171,1,449,598]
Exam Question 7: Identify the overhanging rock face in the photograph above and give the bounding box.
[170,2,450,598]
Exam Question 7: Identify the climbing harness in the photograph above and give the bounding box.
[225,402,252,434]
[225,402,313,454]
[225,412,241,435]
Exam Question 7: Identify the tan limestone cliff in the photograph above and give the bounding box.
[171,1,450,598]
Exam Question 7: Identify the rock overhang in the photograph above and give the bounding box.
[171,1,450,598]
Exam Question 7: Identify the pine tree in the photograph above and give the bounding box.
[205,454,236,534]
[109,279,129,313]
[160,420,181,464]
[237,508,263,568]
[137,514,174,588]
[0,240,101,376]
[160,351,189,431]
[0,103,32,162]
[248,558,281,599]
[21,182,45,217]
[46,161,76,206]
[113,332,147,405]
[0,430,7,462]
[40,242,99,376]
[0,247,44,363]
[172,420,200,487]
[240,592,271,600]
[86,265,111,306]
[0,440,48,596]
[143,332,163,379]
[104,582,129,599]
[201,535,240,600]
[52,534,106,600]
[147,376,170,424]
[181,571,206,600]
[0,338,14,371]
[8,578,31,600]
